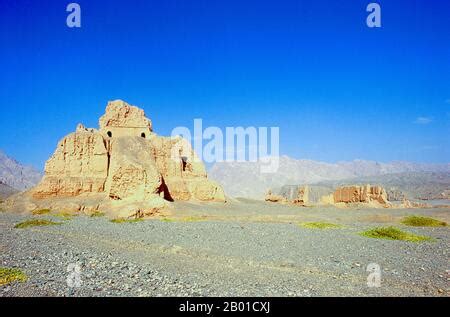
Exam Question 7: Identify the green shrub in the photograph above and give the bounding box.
[90,211,105,217]
[401,216,447,227]
[360,226,433,242]
[160,217,176,222]
[51,211,75,220]
[0,267,27,286]
[110,218,143,224]
[32,209,51,215]
[14,219,62,229]
[181,216,206,222]
[299,222,342,230]
[160,216,206,223]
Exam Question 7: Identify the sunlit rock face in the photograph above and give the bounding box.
[333,185,388,204]
[32,100,225,207]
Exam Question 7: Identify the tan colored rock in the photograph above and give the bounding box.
[32,129,109,198]
[29,99,225,216]
[99,100,153,138]
[320,193,334,205]
[292,186,309,205]
[401,200,431,209]
[265,190,287,203]
[265,185,334,206]
[333,185,388,205]
[106,137,162,201]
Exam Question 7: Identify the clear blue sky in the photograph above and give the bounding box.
[1,0,449,170]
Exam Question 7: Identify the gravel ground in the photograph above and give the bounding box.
[0,201,449,297]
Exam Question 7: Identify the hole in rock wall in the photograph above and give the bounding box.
[181,156,188,172]
[107,131,112,138]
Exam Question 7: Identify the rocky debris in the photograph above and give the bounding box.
[0,150,42,191]
[8,100,225,217]
[401,200,431,209]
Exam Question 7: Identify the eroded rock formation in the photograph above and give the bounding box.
[264,190,287,203]
[265,184,392,208]
[265,185,334,206]
[27,100,225,216]
[33,130,109,198]
[333,185,388,205]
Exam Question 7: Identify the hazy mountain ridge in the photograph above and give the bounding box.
[0,181,18,200]
[209,156,450,199]
[0,150,42,191]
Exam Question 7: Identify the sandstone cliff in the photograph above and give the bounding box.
[11,100,225,217]
[266,184,391,208]
[333,185,388,205]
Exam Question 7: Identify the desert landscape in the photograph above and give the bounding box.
[1,100,449,297]
[1,1,449,303]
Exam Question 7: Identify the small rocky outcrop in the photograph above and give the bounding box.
[264,190,287,203]
[265,185,334,206]
[333,185,388,205]
[265,184,395,208]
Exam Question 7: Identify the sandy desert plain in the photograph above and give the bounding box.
[1,198,449,297]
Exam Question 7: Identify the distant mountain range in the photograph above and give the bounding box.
[0,150,42,194]
[0,181,18,200]
[209,156,450,199]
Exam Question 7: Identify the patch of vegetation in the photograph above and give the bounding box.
[401,216,447,227]
[110,218,144,224]
[160,216,206,223]
[32,209,51,215]
[90,211,105,217]
[14,219,62,229]
[360,226,433,242]
[299,222,342,230]
[51,211,75,220]
[160,217,176,222]
[0,267,27,286]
